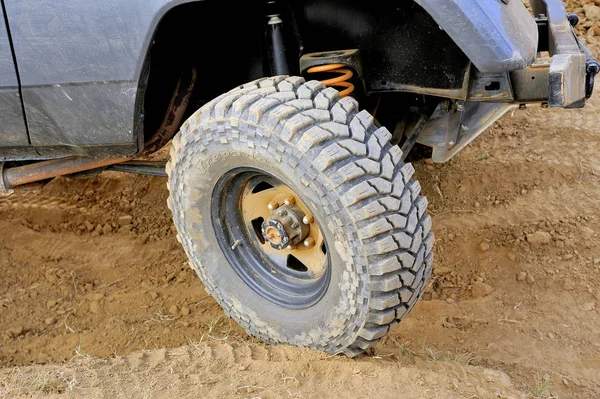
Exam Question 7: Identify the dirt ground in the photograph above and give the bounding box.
[1,2,600,398]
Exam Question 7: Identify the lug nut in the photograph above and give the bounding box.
[267,200,279,211]
[303,214,314,225]
[304,237,315,248]
[284,196,296,205]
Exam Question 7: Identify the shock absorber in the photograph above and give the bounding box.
[306,64,355,98]
[264,0,301,76]
[265,13,290,76]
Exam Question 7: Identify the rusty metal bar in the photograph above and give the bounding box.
[106,160,167,177]
[2,156,130,189]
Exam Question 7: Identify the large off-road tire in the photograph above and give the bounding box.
[166,76,434,357]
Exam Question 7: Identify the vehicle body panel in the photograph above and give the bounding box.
[0,5,30,150]
[2,0,195,157]
[415,0,539,73]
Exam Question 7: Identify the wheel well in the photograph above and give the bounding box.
[138,0,462,158]
[140,1,267,151]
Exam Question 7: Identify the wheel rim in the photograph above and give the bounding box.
[210,168,330,309]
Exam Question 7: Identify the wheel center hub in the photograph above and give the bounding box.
[261,204,309,250]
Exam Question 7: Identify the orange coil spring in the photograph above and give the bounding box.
[306,63,355,98]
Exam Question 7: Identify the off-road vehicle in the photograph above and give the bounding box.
[0,0,596,356]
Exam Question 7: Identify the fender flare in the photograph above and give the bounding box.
[414,0,539,73]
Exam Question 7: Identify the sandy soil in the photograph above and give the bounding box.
[1,2,599,397]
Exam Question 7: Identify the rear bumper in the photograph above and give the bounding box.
[416,0,598,163]
[529,0,598,107]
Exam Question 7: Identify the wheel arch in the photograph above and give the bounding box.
[133,0,202,154]
[135,1,266,154]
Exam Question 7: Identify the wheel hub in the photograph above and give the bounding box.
[261,204,309,250]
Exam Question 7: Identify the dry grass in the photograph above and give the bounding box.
[0,367,78,396]
[389,335,476,366]
[143,311,177,325]
[527,374,553,399]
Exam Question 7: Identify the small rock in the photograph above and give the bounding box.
[507,252,516,261]
[584,4,600,22]
[562,278,575,291]
[136,234,149,245]
[471,282,493,298]
[118,215,133,226]
[594,258,600,265]
[563,378,569,386]
[582,302,596,311]
[44,269,59,283]
[563,254,574,260]
[149,291,159,300]
[526,274,535,285]
[102,224,113,235]
[479,241,490,252]
[119,225,133,233]
[84,221,94,232]
[547,332,555,340]
[36,353,50,364]
[181,306,190,316]
[580,226,595,239]
[89,301,101,314]
[169,305,179,315]
[46,300,56,309]
[526,231,551,247]
[44,317,56,326]
[445,298,455,304]
[516,271,527,282]
[352,368,361,375]
[434,266,451,276]
[6,326,24,337]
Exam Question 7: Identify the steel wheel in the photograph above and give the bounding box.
[211,169,330,309]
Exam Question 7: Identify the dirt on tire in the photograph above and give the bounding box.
[1,1,600,396]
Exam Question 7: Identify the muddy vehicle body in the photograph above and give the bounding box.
[0,0,596,356]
